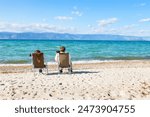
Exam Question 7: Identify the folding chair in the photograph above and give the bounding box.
[57,53,72,74]
[32,52,48,74]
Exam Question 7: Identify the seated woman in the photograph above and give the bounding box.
[30,50,48,73]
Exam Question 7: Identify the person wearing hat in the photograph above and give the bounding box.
[55,46,72,73]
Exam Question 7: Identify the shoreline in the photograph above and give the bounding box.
[0,60,150,74]
[0,60,150,100]
[0,59,150,66]
[1,60,150,74]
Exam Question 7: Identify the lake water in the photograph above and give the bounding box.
[0,39,150,64]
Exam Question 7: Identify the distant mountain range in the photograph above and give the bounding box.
[0,32,149,40]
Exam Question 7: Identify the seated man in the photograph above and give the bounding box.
[55,46,72,73]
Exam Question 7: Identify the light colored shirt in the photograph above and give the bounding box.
[55,53,59,62]
[55,53,72,65]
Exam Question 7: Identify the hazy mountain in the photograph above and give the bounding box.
[0,32,149,40]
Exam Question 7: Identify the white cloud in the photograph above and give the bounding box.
[73,6,77,10]
[0,22,77,33]
[139,29,150,33]
[71,11,82,16]
[122,24,136,29]
[139,3,146,7]
[54,16,73,20]
[0,21,150,36]
[86,23,150,36]
[71,6,83,17]
[97,18,118,27]
[0,22,55,32]
[139,18,150,22]
[87,25,93,28]
[134,3,146,7]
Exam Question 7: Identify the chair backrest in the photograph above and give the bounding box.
[32,53,45,68]
[59,53,70,68]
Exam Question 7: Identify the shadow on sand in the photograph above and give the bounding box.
[46,70,98,75]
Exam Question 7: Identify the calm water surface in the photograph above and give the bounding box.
[0,39,150,64]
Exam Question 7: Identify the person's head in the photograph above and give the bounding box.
[60,46,66,52]
[30,50,41,56]
[35,50,41,53]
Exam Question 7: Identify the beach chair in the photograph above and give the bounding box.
[32,52,48,74]
[57,53,72,74]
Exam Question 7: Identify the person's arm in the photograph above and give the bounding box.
[55,53,59,62]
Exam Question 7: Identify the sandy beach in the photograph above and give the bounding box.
[0,60,150,100]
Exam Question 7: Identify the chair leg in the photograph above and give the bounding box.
[46,66,48,75]
[39,69,42,73]
[46,68,48,75]
[58,67,62,74]
[45,64,48,75]
[42,67,48,75]
[59,69,63,74]
[68,67,73,74]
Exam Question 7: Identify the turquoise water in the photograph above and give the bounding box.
[0,39,150,64]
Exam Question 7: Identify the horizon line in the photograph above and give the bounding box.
[0,31,149,38]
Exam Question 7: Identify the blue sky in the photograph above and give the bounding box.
[0,0,150,36]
